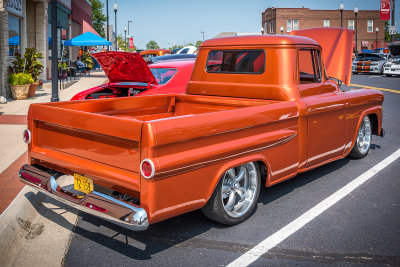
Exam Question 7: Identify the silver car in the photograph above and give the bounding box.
[352,53,388,74]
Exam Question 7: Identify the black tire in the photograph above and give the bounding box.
[349,116,372,159]
[353,72,358,75]
[386,74,392,77]
[201,162,261,225]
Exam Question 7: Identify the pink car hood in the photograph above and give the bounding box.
[291,28,353,86]
[91,52,158,84]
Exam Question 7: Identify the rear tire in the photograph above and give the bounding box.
[349,116,372,159]
[386,74,392,77]
[202,162,261,225]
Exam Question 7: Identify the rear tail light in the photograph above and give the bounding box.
[140,159,155,179]
[23,129,31,144]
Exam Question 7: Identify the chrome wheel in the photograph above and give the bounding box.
[221,162,259,218]
[357,116,371,155]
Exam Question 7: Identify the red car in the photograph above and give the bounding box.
[71,52,194,100]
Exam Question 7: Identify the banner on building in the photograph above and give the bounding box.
[129,38,135,49]
[380,0,391,20]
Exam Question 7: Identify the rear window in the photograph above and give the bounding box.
[206,50,265,73]
[150,68,177,84]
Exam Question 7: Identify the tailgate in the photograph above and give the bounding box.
[28,103,143,190]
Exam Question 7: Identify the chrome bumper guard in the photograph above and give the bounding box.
[18,164,148,231]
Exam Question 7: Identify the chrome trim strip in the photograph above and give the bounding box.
[157,132,297,177]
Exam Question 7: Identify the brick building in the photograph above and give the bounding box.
[0,0,92,98]
[262,7,385,53]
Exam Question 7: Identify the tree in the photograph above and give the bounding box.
[89,0,106,38]
[146,40,160,49]
[187,42,194,46]
[385,21,391,43]
[116,34,126,51]
[195,40,202,48]
[169,44,183,51]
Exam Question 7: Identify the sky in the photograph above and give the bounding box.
[101,0,400,49]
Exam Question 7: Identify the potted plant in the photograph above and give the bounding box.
[81,52,93,74]
[8,73,34,100]
[23,48,44,97]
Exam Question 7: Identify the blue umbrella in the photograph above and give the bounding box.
[8,35,19,45]
[64,32,111,46]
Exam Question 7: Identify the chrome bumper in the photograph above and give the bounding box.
[18,164,148,231]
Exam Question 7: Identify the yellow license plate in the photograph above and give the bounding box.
[74,173,93,194]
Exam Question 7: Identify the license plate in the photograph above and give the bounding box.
[74,173,93,194]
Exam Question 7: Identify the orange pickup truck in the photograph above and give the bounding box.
[19,28,384,231]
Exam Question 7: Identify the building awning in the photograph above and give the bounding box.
[81,20,100,36]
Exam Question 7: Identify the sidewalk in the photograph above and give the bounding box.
[0,71,107,214]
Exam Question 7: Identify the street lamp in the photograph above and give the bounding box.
[375,27,379,49]
[280,26,284,34]
[124,25,127,52]
[128,20,133,36]
[113,1,118,51]
[339,1,344,28]
[354,6,358,54]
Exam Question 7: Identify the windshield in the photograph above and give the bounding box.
[150,68,178,85]
[355,53,384,61]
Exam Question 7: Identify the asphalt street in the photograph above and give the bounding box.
[59,74,400,266]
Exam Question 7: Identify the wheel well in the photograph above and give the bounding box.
[255,161,268,181]
[368,113,379,135]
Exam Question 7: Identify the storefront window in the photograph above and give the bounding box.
[8,15,21,57]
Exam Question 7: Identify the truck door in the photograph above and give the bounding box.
[297,48,347,167]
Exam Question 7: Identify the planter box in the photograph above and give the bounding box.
[28,82,39,98]
[10,84,30,100]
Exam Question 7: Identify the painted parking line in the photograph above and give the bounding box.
[350,83,400,94]
[227,148,400,267]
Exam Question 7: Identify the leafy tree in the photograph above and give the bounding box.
[187,42,194,46]
[89,0,106,38]
[385,21,391,43]
[195,40,202,48]
[146,40,160,49]
[169,44,183,51]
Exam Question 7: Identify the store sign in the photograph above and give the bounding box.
[380,0,391,20]
[361,41,369,47]
[7,0,22,16]
[129,38,135,49]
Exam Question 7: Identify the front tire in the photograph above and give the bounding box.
[386,74,392,77]
[349,116,372,159]
[202,162,261,225]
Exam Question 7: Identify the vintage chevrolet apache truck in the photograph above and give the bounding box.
[19,28,384,230]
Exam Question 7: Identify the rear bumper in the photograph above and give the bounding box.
[18,164,148,231]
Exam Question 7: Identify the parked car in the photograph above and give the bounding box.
[352,52,388,74]
[374,48,389,54]
[70,52,194,100]
[383,42,400,77]
[176,46,197,54]
[140,49,172,62]
[150,53,197,64]
[19,28,383,231]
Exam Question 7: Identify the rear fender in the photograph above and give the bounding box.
[204,154,270,204]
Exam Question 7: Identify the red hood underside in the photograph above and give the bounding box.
[91,52,158,84]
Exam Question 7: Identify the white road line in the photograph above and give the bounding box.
[227,148,400,267]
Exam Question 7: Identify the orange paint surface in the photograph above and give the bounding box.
[20,32,383,225]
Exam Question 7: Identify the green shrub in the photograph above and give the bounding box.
[8,73,34,85]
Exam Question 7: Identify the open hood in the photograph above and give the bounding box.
[91,52,158,84]
[388,42,400,56]
[291,28,353,86]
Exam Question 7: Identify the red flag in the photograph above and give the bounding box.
[380,0,391,20]
[129,38,135,49]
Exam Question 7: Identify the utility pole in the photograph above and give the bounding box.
[201,31,205,41]
[51,0,59,102]
[392,0,396,42]
[106,0,109,50]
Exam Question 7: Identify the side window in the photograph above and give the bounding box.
[298,49,322,84]
[206,50,265,74]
